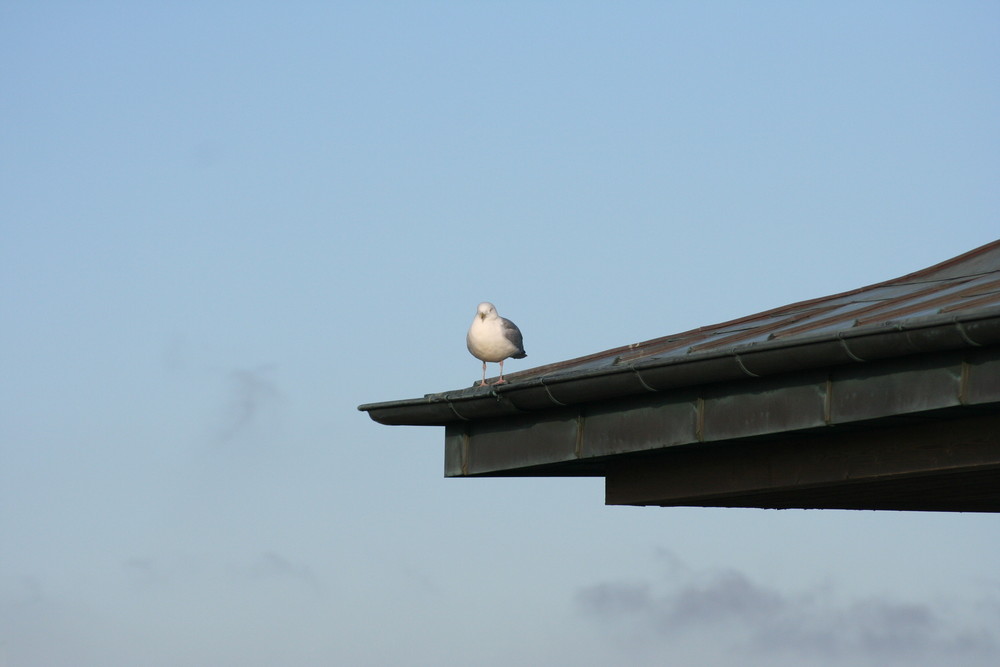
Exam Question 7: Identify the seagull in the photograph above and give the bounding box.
[466,302,527,387]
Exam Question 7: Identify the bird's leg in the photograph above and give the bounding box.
[492,359,507,385]
[478,361,489,387]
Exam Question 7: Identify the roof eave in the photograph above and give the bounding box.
[358,308,1000,426]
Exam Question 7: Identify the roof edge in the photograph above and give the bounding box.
[359,308,1000,426]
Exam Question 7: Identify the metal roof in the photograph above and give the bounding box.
[360,240,1000,426]
[360,241,1000,511]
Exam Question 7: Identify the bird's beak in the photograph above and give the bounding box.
[479,312,486,320]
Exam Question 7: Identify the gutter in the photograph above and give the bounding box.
[358,308,1000,427]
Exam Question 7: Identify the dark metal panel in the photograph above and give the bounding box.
[446,350,998,479]
[665,467,1000,512]
[829,354,963,423]
[444,348,998,476]
[965,349,1000,405]
[579,394,699,458]
[444,424,466,477]
[606,413,1000,510]
[463,411,580,476]
[701,374,829,441]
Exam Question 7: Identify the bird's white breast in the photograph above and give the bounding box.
[467,317,519,362]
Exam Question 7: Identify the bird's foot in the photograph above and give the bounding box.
[491,378,507,386]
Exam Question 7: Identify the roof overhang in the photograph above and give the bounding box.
[440,345,1000,511]
[359,241,1000,511]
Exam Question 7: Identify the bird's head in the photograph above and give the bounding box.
[476,302,496,321]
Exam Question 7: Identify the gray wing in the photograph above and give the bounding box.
[501,317,527,358]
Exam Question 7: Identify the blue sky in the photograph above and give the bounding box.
[2,3,999,665]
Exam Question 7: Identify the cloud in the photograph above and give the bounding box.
[160,340,285,447]
[0,575,45,613]
[214,365,282,443]
[122,556,164,586]
[670,569,784,625]
[575,551,999,666]
[578,581,653,615]
[578,567,785,629]
[247,551,324,595]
